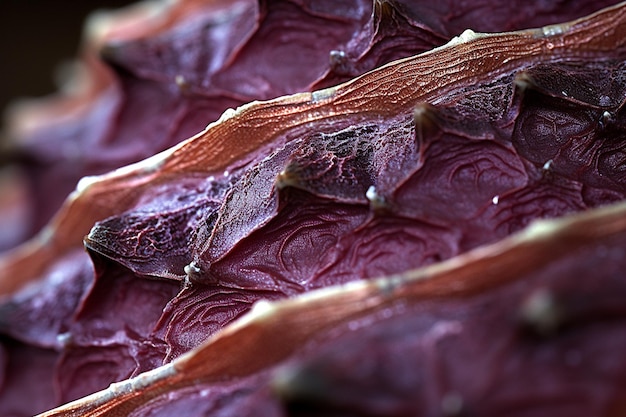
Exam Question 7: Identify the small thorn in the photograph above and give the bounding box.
[599,110,614,129]
[366,185,389,213]
[329,50,345,62]
[373,0,395,20]
[413,102,437,124]
[56,332,73,348]
[183,259,214,285]
[541,159,555,180]
[542,159,553,171]
[276,165,302,190]
[413,102,439,158]
[183,260,200,277]
[329,50,351,76]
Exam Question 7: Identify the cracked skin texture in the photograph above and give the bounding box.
[4,0,619,249]
[116,230,626,417]
[76,56,626,404]
[0,0,626,415]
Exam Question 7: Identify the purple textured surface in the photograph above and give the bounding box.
[0,1,625,415]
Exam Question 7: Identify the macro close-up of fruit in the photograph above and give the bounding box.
[0,0,625,416]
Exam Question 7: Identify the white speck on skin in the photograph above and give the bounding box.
[542,24,565,37]
[366,185,378,202]
[184,261,200,277]
[311,86,336,103]
[543,159,553,171]
[366,185,388,210]
[56,332,72,347]
[492,195,499,205]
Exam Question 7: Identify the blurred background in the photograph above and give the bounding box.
[0,0,134,251]
[0,0,134,128]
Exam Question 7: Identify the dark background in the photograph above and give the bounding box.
[0,0,134,130]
